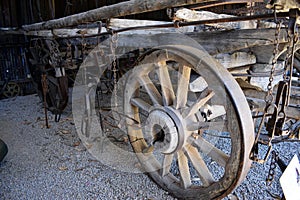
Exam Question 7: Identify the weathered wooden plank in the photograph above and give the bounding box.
[244,89,300,107]
[246,96,300,120]
[249,62,284,91]
[266,0,300,12]
[97,28,289,55]
[189,0,263,9]
[108,18,169,29]
[22,0,228,31]
[22,18,180,37]
[187,28,289,55]
[174,8,257,29]
[175,8,278,29]
[108,18,187,33]
[6,26,291,59]
[215,52,256,68]
[25,27,106,38]
[0,18,174,37]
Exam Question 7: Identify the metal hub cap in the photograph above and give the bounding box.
[145,107,186,154]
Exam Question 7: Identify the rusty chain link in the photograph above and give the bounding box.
[265,20,282,104]
[250,14,282,163]
[249,0,254,16]
[110,32,119,108]
[41,74,50,128]
[283,9,299,105]
[66,40,73,67]
[47,39,61,68]
[266,150,279,186]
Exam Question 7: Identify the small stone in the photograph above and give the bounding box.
[61,130,71,134]
[58,166,68,171]
[73,141,81,147]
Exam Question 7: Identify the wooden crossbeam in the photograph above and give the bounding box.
[188,0,264,9]
[22,0,235,31]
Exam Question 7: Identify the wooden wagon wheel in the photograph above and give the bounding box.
[3,82,20,98]
[123,45,254,199]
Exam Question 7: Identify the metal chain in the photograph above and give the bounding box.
[266,150,279,186]
[250,11,282,163]
[110,32,119,107]
[31,38,47,64]
[66,40,73,67]
[265,20,282,105]
[283,11,299,105]
[249,0,254,16]
[283,35,293,82]
[47,39,61,68]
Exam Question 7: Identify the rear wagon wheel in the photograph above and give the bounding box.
[123,45,254,199]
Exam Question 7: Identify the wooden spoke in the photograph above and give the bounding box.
[190,137,229,167]
[130,97,151,113]
[157,62,175,106]
[182,90,215,118]
[174,65,191,109]
[186,121,225,132]
[184,145,214,186]
[177,150,192,189]
[161,154,174,177]
[138,75,163,105]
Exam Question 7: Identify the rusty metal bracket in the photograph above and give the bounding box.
[250,103,276,163]
[266,81,288,136]
[288,9,299,36]
[41,74,50,128]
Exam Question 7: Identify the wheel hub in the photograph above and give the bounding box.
[145,107,186,154]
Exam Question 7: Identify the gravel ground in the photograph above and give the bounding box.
[0,94,299,199]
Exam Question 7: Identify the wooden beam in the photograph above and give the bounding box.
[20,27,291,57]
[214,52,256,68]
[266,0,300,12]
[246,96,300,120]
[95,28,289,55]
[22,0,226,31]
[174,8,257,29]
[188,0,263,9]
[249,62,284,91]
[244,89,300,108]
[187,28,289,55]
[107,18,170,29]
[14,19,177,38]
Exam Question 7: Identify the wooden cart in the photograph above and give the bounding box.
[17,0,300,199]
